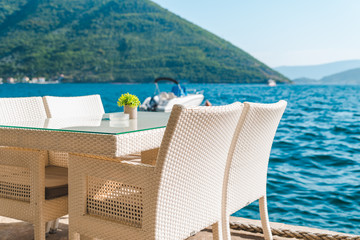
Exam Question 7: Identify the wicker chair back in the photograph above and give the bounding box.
[0,97,47,121]
[43,94,105,118]
[154,103,243,239]
[222,100,287,240]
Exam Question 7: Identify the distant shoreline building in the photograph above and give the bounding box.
[6,77,15,84]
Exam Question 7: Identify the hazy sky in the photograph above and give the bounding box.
[152,0,360,67]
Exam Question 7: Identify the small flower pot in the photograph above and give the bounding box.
[124,105,137,119]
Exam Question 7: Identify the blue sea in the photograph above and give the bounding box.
[1,83,359,235]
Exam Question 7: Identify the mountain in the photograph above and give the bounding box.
[0,0,289,83]
[275,60,360,80]
[319,68,360,85]
[292,67,360,85]
[292,77,319,84]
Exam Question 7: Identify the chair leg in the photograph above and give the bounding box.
[69,228,80,240]
[212,221,223,240]
[221,216,231,240]
[45,221,53,234]
[34,221,46,240]
[50,218,60,234]
[259,196,273,240]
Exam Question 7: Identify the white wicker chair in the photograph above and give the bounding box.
[43,94,105,118]
[0,97,68,240]
[68,103,243,240]
[43,95,105,168]
[221,100,287,240]
[0,96,47,121]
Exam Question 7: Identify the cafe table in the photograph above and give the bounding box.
[0,112,170,158]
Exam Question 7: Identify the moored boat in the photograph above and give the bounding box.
[268,79,277,86]
[140,77,204,112]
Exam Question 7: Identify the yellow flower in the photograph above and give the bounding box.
[117,93,140,108]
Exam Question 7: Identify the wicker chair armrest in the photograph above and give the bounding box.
[70,152,154,169]
[0,147,47,203]
[0,146,47,167]
[116,148,160,166]
[140,148,159,166]
[69,153,157,231]
[69,153,155,187]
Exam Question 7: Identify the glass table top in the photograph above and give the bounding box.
[0,112,170,135]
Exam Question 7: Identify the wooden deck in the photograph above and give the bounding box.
[0,216,356,240]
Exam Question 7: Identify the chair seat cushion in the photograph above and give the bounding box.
[45,166,68,200]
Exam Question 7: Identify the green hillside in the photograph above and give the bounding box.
[0,0,289,83]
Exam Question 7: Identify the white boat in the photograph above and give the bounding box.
[140,77,204,112]
[268,79,276,86]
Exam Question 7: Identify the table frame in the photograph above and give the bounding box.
[0,127,165,157]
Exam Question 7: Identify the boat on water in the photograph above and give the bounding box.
[268,79,276,86]
[140,77,204,112]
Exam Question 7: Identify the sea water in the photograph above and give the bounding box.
[1,83,359,234]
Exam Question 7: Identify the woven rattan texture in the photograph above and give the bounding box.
[225,101,287,215]
[0,126,166,162]
[0,97,70,239]
[48,151,69,168]
[154,103,243,240]
[0,147,44,206]
[115,128,165,156]
[141,148,159,165]
[0,147,68,240]
[222,101,287,240]
[43,94,105,118]
[0,164,30,202]
[69,103,242,240]
[68,103,243,240]
[0,97,47,121]
[43,94,106,167]
[69,153,155,240]
[87,176,143,227]
[0,127,116,155]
